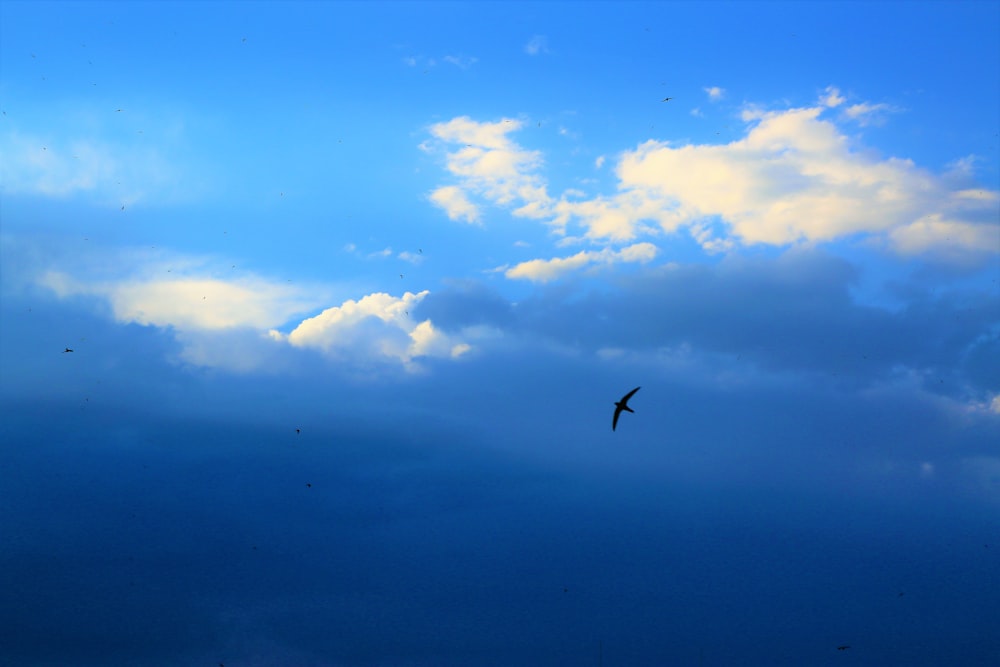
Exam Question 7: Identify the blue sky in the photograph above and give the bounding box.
[1,2,999,665]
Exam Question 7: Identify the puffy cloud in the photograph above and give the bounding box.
[614,104,999,250]
[429,185,480,224]
[284,291,472,370]
[34,249,475,373]
[424,96,998,275]
[505,242,658,282]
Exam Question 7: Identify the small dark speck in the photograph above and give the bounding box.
[242,37,247,42]
[295,428,301,434]
[306,483,312,488]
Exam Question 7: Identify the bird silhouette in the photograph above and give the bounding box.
[63,347,73,353]
[837,645,851,651]
[661,97,673,102]
[612,386,640,431]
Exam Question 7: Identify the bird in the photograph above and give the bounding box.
[295,428,300,434]
[661,97,673,102]
[837,645,851,651]
[612,386,640,431]
[63,347,73,353]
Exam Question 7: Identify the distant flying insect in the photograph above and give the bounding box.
[612,386,640,431]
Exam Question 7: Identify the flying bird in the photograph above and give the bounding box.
[63,347,73,353]
[612,386,640,431]
[661,97,673,102]
[837,645,851,651]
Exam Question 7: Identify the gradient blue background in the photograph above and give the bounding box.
[2,2,999,665]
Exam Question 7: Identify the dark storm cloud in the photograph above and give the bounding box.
[413,279,515,332]
[423,249,999,398]
[2,245,998,666]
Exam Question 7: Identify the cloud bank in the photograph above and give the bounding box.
[423,91,999,277]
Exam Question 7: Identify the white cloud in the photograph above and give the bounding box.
[426,117,550,224]
[819,85,845,108]
[704,86,725,100]
[35,249,477,373]
[843,102,898,126]
[367,247,393,259]
[505,242,658,282]
[524,35,549,55]
[429,185,480,224]
[284,291,471,371]
[0,131,181,205]
[888,215,999,257]
[398,250,425,265]
[41,270,315,331]
[442,54,477,69]
[425,96,999,261]
[595,155,606,169]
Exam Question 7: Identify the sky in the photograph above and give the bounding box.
[1,1,999,665]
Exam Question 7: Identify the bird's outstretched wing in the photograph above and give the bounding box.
[612,386,641,431]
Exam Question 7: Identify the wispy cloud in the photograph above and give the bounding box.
[398,250,425,265]
[524,35,549,56]
[442,54,477,69]
[0,131,182,206]
[505,242,658,282]
[843,101,899,126]
[819,85,846,107]
[704,86,725,100]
